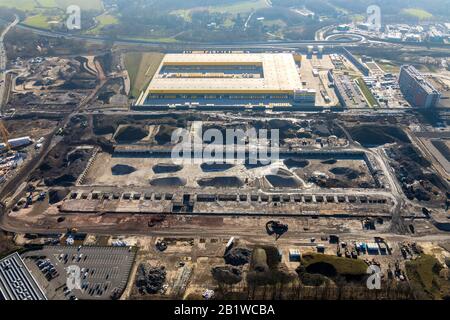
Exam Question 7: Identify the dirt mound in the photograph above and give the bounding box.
[224,247,252,266]
[48,189,70,204]
[115,125,147,143]
[348,125,410,147]
[197,176,244,188]
[251,248,269,273]
[309,176,352,188]
[136,264,166,294]
[155,125,178,145]
[284,158,309,168]
[266,175,302,188]
[152,163,183,174]
[200,163,234,172]
[44,174,77,187]
[211,266,242,284]
[68,150,87,163]
[244,161,270,169]
[111,164,136,175]
[321,158,337,165]
[329,167,361,180]
[31,143,92,187]
[247,246,294,286]
[150,177,186,187]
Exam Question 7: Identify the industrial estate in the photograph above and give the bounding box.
[0,0,449,304]
[136,52,315,107]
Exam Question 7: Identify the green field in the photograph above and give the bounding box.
[23,14,51,29]
[209,0,269,14]
[124,52,165,98]
[376,60,401,73]
[262,19,286,28]
[356,77,378,108]
[402,8,433,20]
[172,0,269,22]
[54,0,103,11]
[0,0,103,11]
[87,13,119,34]
[0,0,36,10]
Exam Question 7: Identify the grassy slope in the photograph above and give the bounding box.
[405,254,449,299]
[302,253,368,276]
[402,8,433,20]
[356,77,378,108]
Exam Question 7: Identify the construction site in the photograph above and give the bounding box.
[0,45,449,301]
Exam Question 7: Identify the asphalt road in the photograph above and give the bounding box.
[0,16,18,112]
[13,21,367,49]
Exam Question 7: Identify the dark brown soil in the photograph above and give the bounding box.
[197,176,244,188]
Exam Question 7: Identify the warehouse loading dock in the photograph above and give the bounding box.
[135,53,317,108]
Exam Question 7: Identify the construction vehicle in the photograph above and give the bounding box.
[24,193,33,208]
[38,192,46,201]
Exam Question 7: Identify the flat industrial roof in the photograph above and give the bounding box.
[141,53,302,97]
[0,252,47,300]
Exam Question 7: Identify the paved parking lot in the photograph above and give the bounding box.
[22,246,136,300]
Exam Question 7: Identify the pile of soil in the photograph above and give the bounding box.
[308,176,352,188]
[44,174,77,187]
[321,158,337,165]
[211,266,242,285]
[311,123,331,137]
[48,189,70,204]
[150,177,186,187]
[152,163,183,174]
[115,125,147,143]
[388,144,447,202]
[284,158,309,168]
[348,125,410,147]
[266,175,302,188]
[200,163,234,172]
[155,125,178,145]
[136,264,166,294]
[32,143,92,187]
[329,167,361,180]
[244,161,270,169]
[93,114,116,135]
[197,176,244,188]
[111,164,136,175]
[251,248,269,273]
[68,150,87,163]
[247,246,294,286]
[224,247,252,266]
[296,266,328,286]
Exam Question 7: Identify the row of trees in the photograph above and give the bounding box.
[215,278,415,300]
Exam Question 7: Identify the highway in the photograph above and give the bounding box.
[0,16,19,114]
[13,21,367,49]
